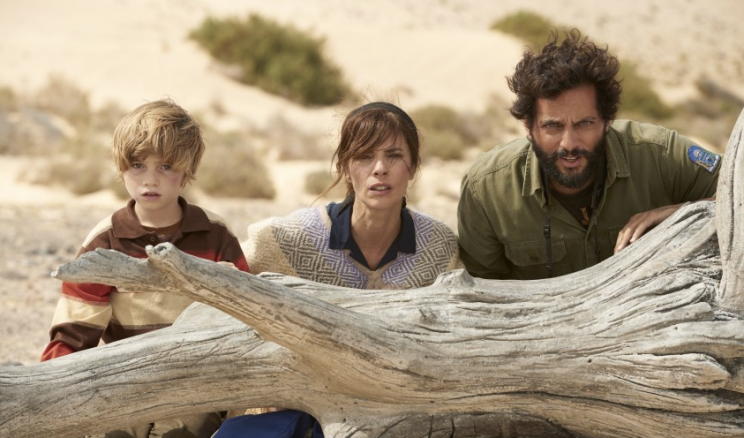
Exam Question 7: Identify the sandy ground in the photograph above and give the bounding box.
[1,0,743,364]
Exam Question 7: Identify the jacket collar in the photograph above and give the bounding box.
[523,145,545,201]
[603,124,630,186]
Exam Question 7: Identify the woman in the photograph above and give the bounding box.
[215,102,461,438]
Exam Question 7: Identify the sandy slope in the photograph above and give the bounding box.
[1,0,743,364]
[2,0,743,130]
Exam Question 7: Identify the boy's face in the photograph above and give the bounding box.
[123,154,186,226]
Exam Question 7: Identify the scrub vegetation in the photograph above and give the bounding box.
[303,168,347,199]
[411,99,521,161]
[190,14,354,106]
[198,128,276,199]
[2,76,276,199]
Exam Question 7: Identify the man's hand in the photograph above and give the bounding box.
[614,204,682,254]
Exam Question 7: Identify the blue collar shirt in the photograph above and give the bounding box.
[327,195,416,270]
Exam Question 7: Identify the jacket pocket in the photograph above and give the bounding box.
[504,239,567,266]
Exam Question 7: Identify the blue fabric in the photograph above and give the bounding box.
[214,410,323,438]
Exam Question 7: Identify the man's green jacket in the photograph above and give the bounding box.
[457,120,721,280]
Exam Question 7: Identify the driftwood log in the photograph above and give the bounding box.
[1,109,743,438]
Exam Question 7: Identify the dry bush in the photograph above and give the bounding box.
[411,105,468,161]
[475,95,523,149]
[0,86,18,112]
[107,176,131,200]
[0,96,73,155]
[412,99,520,159]
[90,101,128,134]
[0,109,76,156]
[666,82,743,152]
[260,114,327,161]
[421,129,463,161]
[196,129,276,199]
[0,76,96,156]
[22,134,114,196]
[33,75,92,128]
[1,77,280,200]
[304,168,346,199]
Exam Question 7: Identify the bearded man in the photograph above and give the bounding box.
[457,29,720,280]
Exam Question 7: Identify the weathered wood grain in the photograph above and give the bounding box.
[1,109,743,438]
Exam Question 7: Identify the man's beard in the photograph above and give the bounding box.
[531,134,606,190]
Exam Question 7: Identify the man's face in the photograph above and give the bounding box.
[527,84,608,194]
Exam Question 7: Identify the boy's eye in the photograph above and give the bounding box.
[161,164,172,170]
[131,163,143,169]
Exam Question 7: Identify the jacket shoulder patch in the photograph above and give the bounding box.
[688,145,721,173]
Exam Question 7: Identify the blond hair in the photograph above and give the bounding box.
[112,99,205,184]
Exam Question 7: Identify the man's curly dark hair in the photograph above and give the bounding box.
[507,29,622,129]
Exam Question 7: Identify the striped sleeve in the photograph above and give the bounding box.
[41,218,117,361]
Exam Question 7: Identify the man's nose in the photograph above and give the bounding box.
[560,127,579,149]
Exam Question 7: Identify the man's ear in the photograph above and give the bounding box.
[523,121,533,141]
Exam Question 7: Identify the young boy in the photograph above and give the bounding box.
[41,99,250,438]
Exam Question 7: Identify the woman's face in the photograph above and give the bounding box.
[345,135,415,213]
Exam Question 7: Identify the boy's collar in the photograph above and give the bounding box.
[113,197,211,239]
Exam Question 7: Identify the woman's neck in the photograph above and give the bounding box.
[350,202,402,270]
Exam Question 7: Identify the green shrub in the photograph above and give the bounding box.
[617,63,674,119]
[490,11,674,121]
[490,10,557,50]
[0,86,18,112]
[304,168,331,195]
[422,130,464,161]
[304,168,346,199]
[411,105,465,139]
[196,130,275,199]
[411,105,469,160]
[190,14,352,106]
